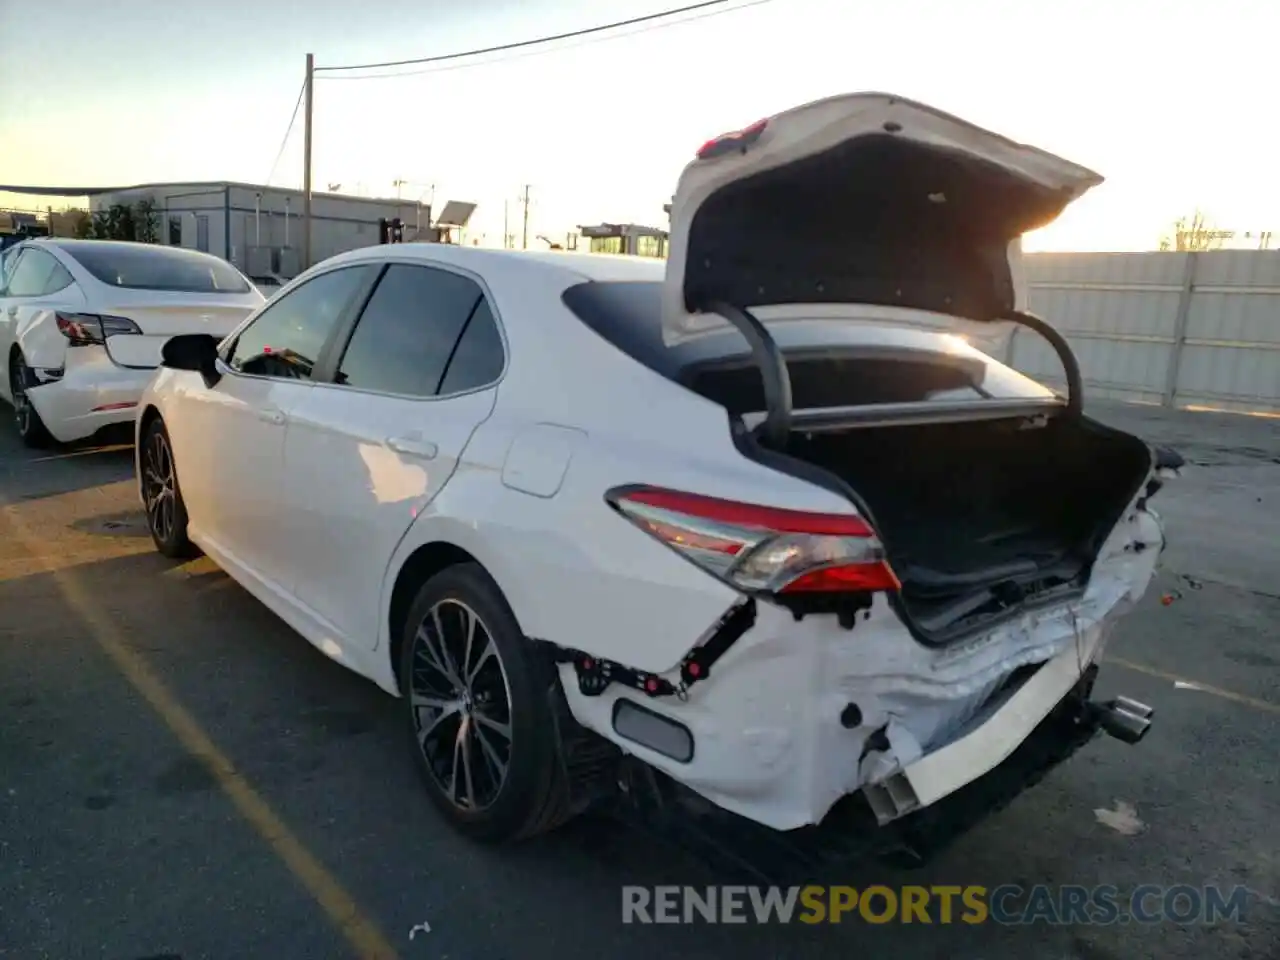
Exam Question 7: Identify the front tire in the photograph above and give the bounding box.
[399,563,572,842]
[140,418,196,559]
[8,352,53,449]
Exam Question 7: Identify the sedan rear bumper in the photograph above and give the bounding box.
[560,507,1163,833]
[861,619,1108,824]
[613,664,1123,877]
[26,345,154,444]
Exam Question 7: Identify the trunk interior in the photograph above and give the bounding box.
[784,416,1153,639]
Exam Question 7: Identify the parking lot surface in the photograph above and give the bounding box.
[1,402,1277,959]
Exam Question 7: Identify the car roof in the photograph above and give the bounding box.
[324,243,666,284]
[33,237,233,262]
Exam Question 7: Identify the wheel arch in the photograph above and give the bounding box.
[6,343,20,399]
[386,540,511,692]
[135,403,164,494]
[137,402,163,436]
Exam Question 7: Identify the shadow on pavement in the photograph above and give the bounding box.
[0,431,137,505]
[4,548,1275,959]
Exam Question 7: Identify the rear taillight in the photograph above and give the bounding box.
[606,485,900,596]
[55,312,142,346]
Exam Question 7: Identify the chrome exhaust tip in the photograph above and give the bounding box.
[1093,696,1154,745]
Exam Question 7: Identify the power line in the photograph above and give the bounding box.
[313,0,751,75]
[264,77,307,185]
[318,0,774,81]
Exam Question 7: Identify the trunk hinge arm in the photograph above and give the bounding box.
[1003,310,1083,418]
[696,305,1082,435]
[702,300,792,449]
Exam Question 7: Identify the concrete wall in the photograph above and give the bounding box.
[1012,251,1280,415]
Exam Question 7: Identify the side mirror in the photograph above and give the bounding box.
[161,333,222,388]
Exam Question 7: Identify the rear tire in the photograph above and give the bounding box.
[8,352,53,449]
[140,418,196,559]
[399,562,573,842]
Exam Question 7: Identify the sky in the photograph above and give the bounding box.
[1,0,1277,252]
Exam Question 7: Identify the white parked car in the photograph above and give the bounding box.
[136,93,1176,864]
[0,238,264,447]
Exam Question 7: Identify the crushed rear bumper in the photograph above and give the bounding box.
[26,345,152,443]
[613,663,1146,879]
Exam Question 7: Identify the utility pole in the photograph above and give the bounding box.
[520,184,531,250]
[302,52,315,270]
[503,201,509,250]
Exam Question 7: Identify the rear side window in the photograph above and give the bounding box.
[3,248,70,297]
[438,299,504,395]
[334,264,494,397]
[62,243,251,293]
[0,247,19,288]
[44,259,74,295]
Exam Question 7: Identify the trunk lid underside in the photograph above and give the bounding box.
[661,92,1103,346]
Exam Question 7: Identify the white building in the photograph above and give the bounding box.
[88,181,432,282]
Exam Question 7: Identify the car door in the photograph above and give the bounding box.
[281,261,505,649]
[167,263,380,594]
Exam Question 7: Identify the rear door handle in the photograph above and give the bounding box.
[5,307,16,318]
[386,435,438,459]
[257,407,286,426]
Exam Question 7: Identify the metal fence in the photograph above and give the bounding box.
[1010,251,1280,415]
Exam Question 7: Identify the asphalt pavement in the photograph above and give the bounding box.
[0,402,1277,960]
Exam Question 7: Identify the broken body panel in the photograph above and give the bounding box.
[555,93,1168,840]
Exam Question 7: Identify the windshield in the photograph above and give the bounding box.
[63,243,252,294]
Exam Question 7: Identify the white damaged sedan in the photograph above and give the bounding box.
[0,239,263,447]
[135,93,1177,869]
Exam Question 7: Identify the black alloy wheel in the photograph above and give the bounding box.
[140,419,195,558]
[9,353,52,448]
[409,597,515,812]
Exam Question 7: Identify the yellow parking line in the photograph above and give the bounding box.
[24,444,134,463]
[4,513,399,959]
[1108,656,1280,716]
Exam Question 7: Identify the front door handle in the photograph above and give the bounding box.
[5,306,16,318]
[257,407,286,426]
[386,435,438,459]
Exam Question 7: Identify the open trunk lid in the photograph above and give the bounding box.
[660,92,1103,348]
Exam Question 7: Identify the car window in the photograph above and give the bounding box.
[227,265,375,381]
[438,298,504,395]
[43,259,74,296]
[334,264,487,397]
[62,242,252,293]
[0,247,17,290]
[4,248,60,297]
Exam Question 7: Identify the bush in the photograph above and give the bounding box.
[88,200,159,242]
